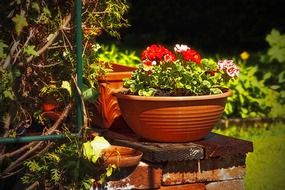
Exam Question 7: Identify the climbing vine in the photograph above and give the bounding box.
[0,0,130,186]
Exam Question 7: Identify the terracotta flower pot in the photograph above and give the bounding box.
[102,145,143,168]
[92,63,136,129]
[41,99,61,121]
[114,89,232,142]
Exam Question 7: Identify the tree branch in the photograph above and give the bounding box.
[0,102,74,179]
[27,14,72,63]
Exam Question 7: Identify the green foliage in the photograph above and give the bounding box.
[224,62,283,118]
[39,81,71,107]
[23,45,39,57]
[82,43,139,103]
[258,29,285,105]
[22,138,91,189]
[83,136,111,164]
[0,67,15,103]
[245,135,285,190]
[213,123,285,190]
[213,122,285,141]
[0,41,8,60]
[0,0,130,133]
[124,58,234,96]
[83,0,129,39]
[97,44,140,67]
[82,58,110,103]
[22,135,117,189]
[266,29,285,63]
[224,29,285,119]
[11,10,28,36]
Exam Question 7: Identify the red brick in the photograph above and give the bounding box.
[160,183,206,190]
[163,165,245,185]
[206,179,244,190]
[107,161,162,189]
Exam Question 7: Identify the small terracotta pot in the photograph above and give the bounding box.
[41,98,61,121]
[92,63,136,129]
[41,100,58,112]
[102,145,143,168]
[42,111,61,121]
[114,89,232,142]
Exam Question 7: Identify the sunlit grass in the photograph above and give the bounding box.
[245,135,285,190]
[213,123,285,190]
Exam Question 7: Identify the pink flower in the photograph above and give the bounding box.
[218,60,235,70]
[226,66,239,77]
[218,60,239,77]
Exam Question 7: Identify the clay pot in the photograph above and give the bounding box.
[114,89,232,142]
[41,99,61,121]
[102,145,143,168]
[92,63,136,129]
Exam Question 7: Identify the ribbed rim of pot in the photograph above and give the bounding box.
[99,71,132,82]
[114,89,232,101]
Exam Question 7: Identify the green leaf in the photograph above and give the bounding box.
[278,71,285,83]
[202,80,211,88]
[268,46,285,63]
[138,88,156,96]
[31,2,40,13]
[210,88,222,94]
[82,179,94,190]
[82,87,99,103]
[266,29,285,47]
[263,72,272,81]
[83,136,111,164]
[0,41,8,60]
[24,45,39,56]
[43,7,51,18]
[12,10,28,35]
[83,142,94,161]
[106,166,114,177]
[51,169,61,182]
[61,81,72,96]
[3,89,15,100]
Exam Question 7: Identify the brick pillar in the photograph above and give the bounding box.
[104,132,253,189]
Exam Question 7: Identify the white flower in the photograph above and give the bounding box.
[174,44,190,53]
[151,61,157,66]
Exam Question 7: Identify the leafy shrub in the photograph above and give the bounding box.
[224,29,285,119]
[225,62,282,118]
[97,44,140,67]
[22,135,116,190]
[259,29,285,104]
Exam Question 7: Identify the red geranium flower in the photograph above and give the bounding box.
[141,44,176,65]
[181,49,202,64]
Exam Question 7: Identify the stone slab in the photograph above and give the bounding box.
[102,128,253,162]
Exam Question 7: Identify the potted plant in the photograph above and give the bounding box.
[91,62,136,129]
[114,44,239,142]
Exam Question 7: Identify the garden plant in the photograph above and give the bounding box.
[0,0,284,189]
[0,0,130,189]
